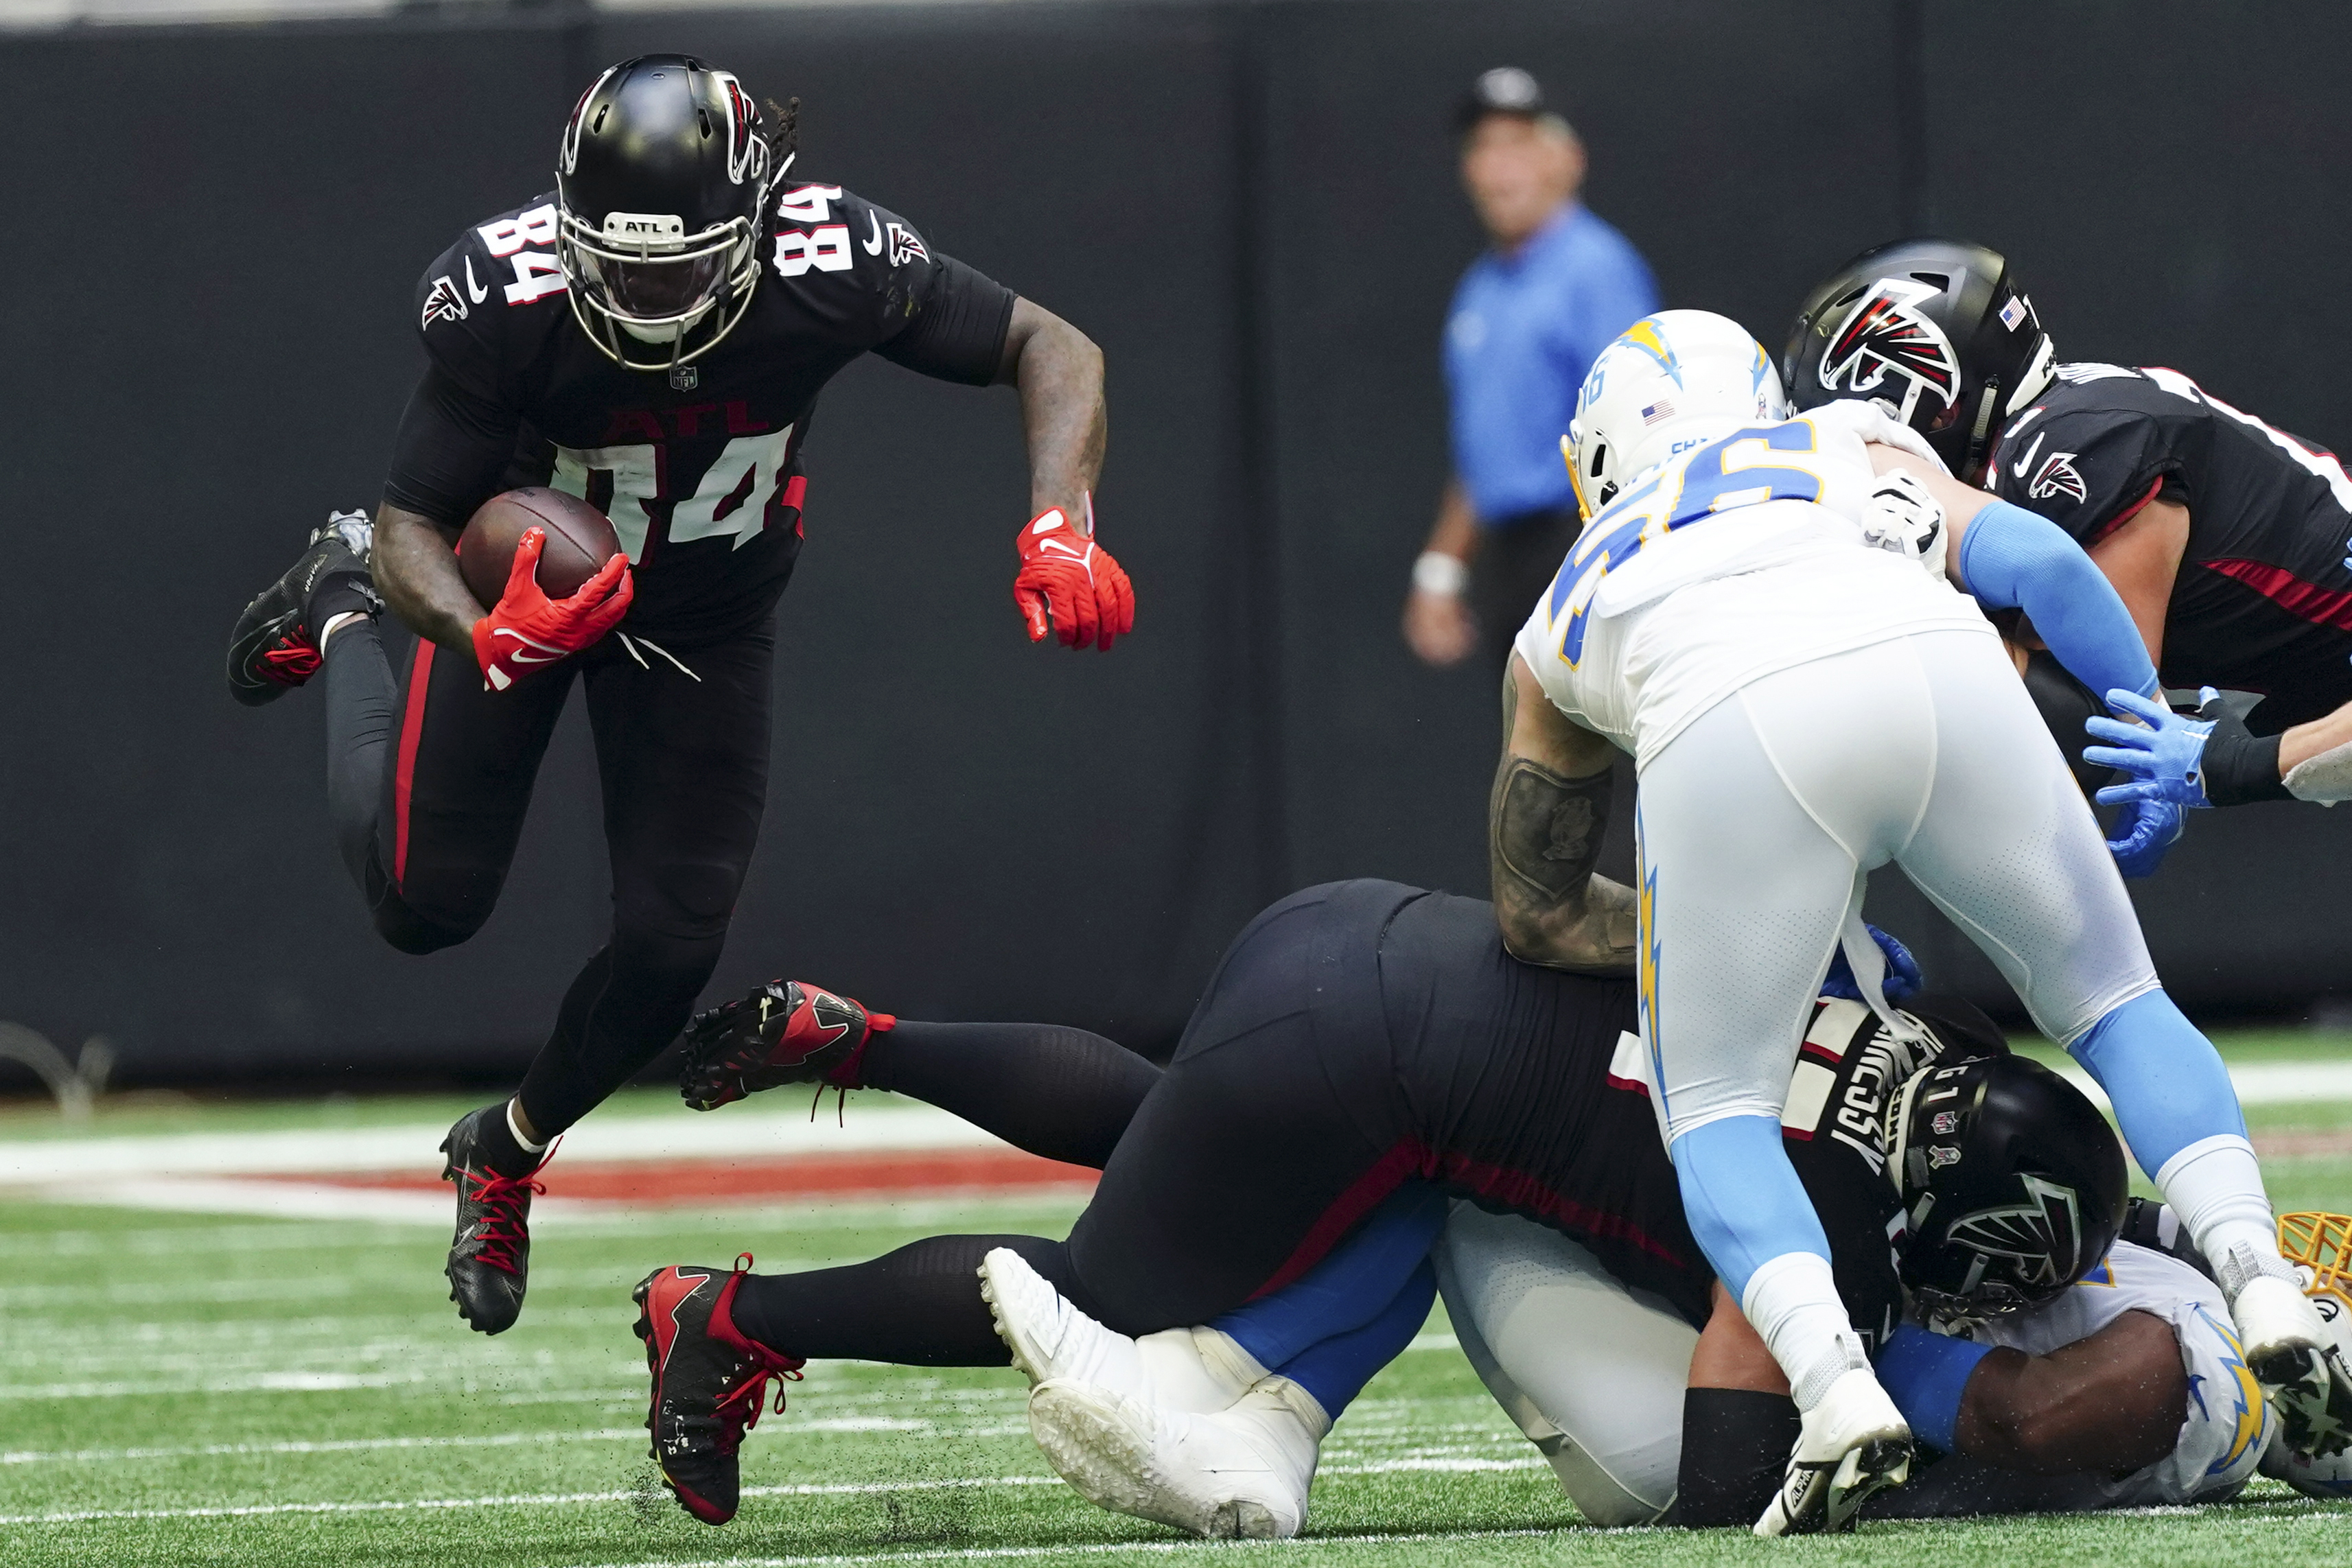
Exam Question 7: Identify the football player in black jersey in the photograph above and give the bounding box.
[1786,239,2352,840]
[223,56,1130,1336]
[629,878,1966,1528]
[631,889,2257,1536]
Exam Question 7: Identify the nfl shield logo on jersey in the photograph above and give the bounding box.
[670,364,699,391]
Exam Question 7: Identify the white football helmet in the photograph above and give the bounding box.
[1565,310,1791,520]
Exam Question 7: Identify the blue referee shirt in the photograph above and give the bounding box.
[1443,204,1659,526]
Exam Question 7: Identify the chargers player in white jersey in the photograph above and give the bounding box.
[1437,1212,2277,1523]
[1505,309,2329,1530]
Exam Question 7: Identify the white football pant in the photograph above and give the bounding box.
[1637,628,2158,1142]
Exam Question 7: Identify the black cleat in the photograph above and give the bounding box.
[226,509,380,706]
[677,981,894,1110]
[440,1105,548,1335]
[635,1256,805,1525]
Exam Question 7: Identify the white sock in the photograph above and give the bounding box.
[507,1099,549,1156]
[2156,1134,2283,1295]
[316,609,369,653]
[1742,1252,1866,1413]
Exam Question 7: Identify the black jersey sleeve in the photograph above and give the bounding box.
[384,207,552,524]
[771,184,1016,384]
[382,366,524,528]
[874,252,1020,384]
[1991,386,2180,543]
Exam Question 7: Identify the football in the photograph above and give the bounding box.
[456,487,623,610]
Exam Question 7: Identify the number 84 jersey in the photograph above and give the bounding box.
[1513,414,1992,764]
[386,180,1017,644]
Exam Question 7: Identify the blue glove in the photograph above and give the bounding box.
[1822,924,1923,1003]
[2105,795,2187,879]
[2085,688,2222,810]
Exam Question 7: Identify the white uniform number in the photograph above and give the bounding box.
[478,204,566,306]
[551,426,795,560]
[773,226,853,279]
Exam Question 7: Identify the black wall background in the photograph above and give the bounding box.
[1,0,2348,1081]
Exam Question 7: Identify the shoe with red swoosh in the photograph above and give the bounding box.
[633,1256,804,1525]
[677,981,896,1111]
[225,511,379,706]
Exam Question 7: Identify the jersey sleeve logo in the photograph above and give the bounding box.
[2029,450,2088,503]
[2011,431,2089,503]
[1818,277,1961,422]
[421,274,469,330]
[886,222,929,266]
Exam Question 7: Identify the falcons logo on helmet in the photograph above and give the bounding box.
[421,274,469,331]
[1944,1173,2087,1289]
[1819,278,1961,419]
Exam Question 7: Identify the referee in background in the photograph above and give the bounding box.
[1403,68,1659,673]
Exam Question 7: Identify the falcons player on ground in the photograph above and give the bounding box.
[222,54,1130,1335]
[630,920,2318,1536]
[1787,239,2352,849]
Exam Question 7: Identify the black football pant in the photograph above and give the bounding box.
[323,614,771,1138]
[730,880,1676,1365]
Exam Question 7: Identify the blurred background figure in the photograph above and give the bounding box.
[1403,67,1657,675]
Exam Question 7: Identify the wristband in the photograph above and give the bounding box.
[2196,697,2291,805]
[1413,551,1469,597]
[1876,1323,1993,1454]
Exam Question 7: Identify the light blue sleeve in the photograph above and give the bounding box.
[1957,498,2161,703]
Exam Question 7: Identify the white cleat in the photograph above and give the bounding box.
[1027,1374,1329,1539]
[978,1248,1262,1409]
[2232,1270,2352,1458]
[1754,1368,1912,1536]
[2231,1269,2330,1383]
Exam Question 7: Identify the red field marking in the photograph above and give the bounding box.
[252,1147,1098,1205]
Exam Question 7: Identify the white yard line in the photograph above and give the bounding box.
[573,1532,1566,1567]
[0,1453,1559,1526]
[0,1368,437,1401]
[0,1475,1070,1526]
[0,1418,951,1466]
[2049,1059,2352,1112]
[0,1101,1005,1184]
[33,1175,1093,1226]
[10,1061,2347,1193]
[1,1429,646,1465]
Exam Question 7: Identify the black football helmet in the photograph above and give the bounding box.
[556,55,775,373]
[1891,1052,2127,1327]
[1784,239,2057,484]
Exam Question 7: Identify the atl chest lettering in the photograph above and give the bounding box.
[593,401,777,445]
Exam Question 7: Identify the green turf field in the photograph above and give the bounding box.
[7,1040,2352,1568]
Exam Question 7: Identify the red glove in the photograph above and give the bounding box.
[471,527,633,690]
[1013,501,1134,652]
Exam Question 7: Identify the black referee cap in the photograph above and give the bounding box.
[1455,67,1551,133]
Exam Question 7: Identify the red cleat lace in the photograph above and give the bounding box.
[709,1254,806,1453]
[261,637,322,682]
[461,1167,547,1276]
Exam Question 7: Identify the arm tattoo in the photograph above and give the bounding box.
[1489,666,1631,972]
[1492,760,1612,900]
